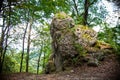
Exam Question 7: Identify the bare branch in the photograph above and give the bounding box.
[72,0,79,16]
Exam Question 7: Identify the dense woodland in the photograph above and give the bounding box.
[0,0,120,75]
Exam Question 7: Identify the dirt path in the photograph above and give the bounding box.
[0,54,120,80]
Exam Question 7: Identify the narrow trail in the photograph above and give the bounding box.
[0,54,120,80]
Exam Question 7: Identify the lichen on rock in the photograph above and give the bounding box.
[73,25,97,47]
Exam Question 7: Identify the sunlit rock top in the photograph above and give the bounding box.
[73,25,97,47]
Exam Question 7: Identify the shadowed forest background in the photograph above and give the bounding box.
[0,0,120,79]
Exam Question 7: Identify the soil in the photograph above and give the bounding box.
[0,54,120,80]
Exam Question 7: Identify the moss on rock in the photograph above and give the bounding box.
[95,40,112,49]
[54,12,70,19]
[73,25,97,47]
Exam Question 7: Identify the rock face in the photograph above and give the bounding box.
[74,25,97,47]
[50,12,77,72]
[47,12,112,73]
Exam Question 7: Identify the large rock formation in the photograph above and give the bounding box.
[46,12,112,73]
[50,12,78,57]
[49,12,78,72]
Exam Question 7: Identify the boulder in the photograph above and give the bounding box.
[48,12,113,72]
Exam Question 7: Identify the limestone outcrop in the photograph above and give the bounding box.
[46,12,113,73]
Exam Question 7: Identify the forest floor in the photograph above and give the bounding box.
[0,54,120,80]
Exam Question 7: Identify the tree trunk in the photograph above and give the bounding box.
[0,24,10,73]
[20,23,28,72]
[0,1,11,73]
[72,0,79,17]
[37,52,42,74]
[83,0,89,25]
[26,20,33,72]
[37,42,43,74]
[42,46,45,70]
[0,0,4,13]
[20,0,29,72]
[0,16,5,65]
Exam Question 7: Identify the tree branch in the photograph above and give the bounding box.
[72,0,79,16]
[0,0,4,13]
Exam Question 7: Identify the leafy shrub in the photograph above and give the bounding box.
[2,55,17,73]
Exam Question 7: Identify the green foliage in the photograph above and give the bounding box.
[111,25,120,54]
[88,0,108,27]
[2,55,17,73]
[74,43,87,57]
[69,0,107,26]
[98,24,120,55]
